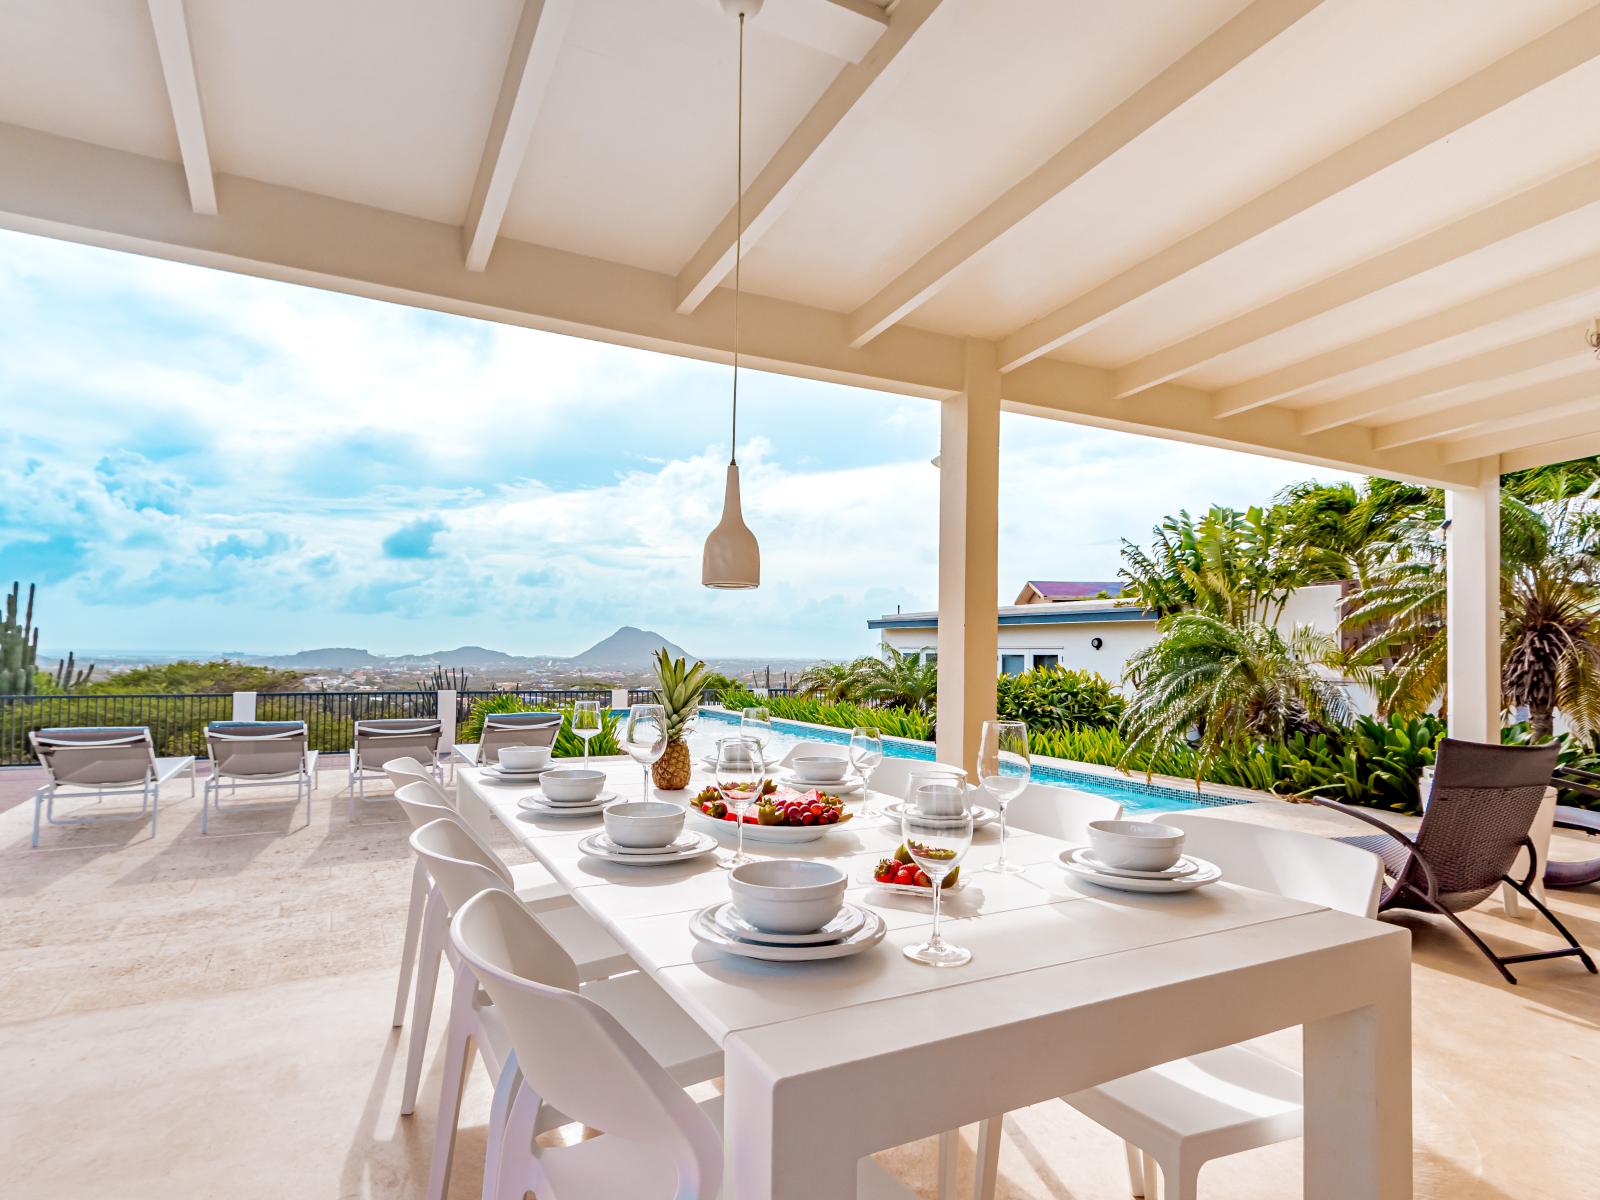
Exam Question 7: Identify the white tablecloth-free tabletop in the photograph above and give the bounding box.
[458,758,1411,1200]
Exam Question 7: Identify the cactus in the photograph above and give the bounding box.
[52,651,95,692]
[419,665,469,692]
[0,582,41,694]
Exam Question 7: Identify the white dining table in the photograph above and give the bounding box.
[457,757,1411,1200]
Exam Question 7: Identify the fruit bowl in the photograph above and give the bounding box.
[688,785,854,843]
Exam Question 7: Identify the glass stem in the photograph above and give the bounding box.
[997,805,1009,871]
[930,877,943,949]
[642,764,650,801]
[736,811,746,861]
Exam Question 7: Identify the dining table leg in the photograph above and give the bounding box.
[1301,942,1411,1199]
[723,1035,865,1200]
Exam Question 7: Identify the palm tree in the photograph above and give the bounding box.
[1502,567,1600,740]
[1120,613,1350,777]
[795,657,872,704]
[858,648,939,713]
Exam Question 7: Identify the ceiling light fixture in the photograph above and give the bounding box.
[1587,319,1600,359]
[702,0,763,589]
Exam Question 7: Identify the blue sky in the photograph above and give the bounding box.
[0,228,1353,660]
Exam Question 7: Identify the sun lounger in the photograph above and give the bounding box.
[28,726,196,848]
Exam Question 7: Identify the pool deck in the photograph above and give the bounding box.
[1,765,1596,1199]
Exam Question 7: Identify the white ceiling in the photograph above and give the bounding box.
[1,0,1598,485]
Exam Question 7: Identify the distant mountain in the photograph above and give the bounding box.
[251,647,386,669]
[397,645,524,667]
[570,626,689,667]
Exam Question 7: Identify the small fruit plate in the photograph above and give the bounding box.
[866,843,967,894]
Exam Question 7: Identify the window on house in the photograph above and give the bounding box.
[1000,653,1025,676]
[1032,653,1059,670]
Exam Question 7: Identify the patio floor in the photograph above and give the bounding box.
[1,768,1596,1199]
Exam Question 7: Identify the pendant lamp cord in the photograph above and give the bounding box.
[730,11,744,466]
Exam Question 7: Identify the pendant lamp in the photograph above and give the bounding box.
[702,0,762,589]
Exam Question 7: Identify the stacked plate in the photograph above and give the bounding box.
[780,768,863,794]
[879,798,998,830]
[482,762,551,782]
[1058,845,1222,893]
[516,790,618,817]
[690,900,885,962]
[577,830,718,865]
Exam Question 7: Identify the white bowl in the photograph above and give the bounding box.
[603,800,686,849]
[498,745,552,771]
[1087,819,1185,872]
[728,859,847,933]
[909,781,967,818]
[792,755,847,783]
[539,766,606,802]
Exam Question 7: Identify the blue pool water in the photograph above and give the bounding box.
[691,708,1240,815]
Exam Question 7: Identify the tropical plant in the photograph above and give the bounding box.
[1,580,94,694]
[650,649,707,790]
[995,666,1124,732]
[857,648,939,712]
[716,688,934,741]
[86,659,305,695]
[1119,613,1350,779]
[795,657,873,704]
[1501,568,1600,741]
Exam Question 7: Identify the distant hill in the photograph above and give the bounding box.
[570,626,689,667]
[397,645,523,667]
[251,647,386,669]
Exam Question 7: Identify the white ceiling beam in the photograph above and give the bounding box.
[145,0,215,216]
[1501,428,1600,473]
[1001,358,1477,489]
[999,5,1600,374]
[674,0,943,315]
[1213,250,1600,417]
[1442,396,1600,463]
[463,0,578,272]
[1372,371,1600,450]
[1297,325,1591,435]
[1113,158,1600,399]
[845,0,1323,348]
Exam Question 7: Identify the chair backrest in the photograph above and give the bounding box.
[477,712,562,764]
[411,817,578,989]
[30,727,156,788]
[1158,812,1382,918]
[205,721,307,778]
[451,889,721,1197]
[383,755,446,799]
[353,719,441,771]
[1000,782,1123,847]
[1410,737,1559,905]
[776,739,848,769]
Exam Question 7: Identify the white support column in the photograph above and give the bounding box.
[1445,461,1500,741]
[936,339,1001,771]
[231,690,256,722]
[437,689,457,763]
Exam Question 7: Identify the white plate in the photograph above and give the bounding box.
[537,789,619,807]
[708,900,867,946]
[685,803,852,843]
[864,870,967,897]
[690,904,886,962]
[1063,845,1199,880]
[591,831,702,856]
[577,830,718,865]
[879,799,998,830]
[517,794,612,817]
[1059,850,1222,893]
[480,765,552,784]
[781,771,863,794]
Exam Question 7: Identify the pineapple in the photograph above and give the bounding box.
[651,648,707,791]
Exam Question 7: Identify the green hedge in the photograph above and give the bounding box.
[459,696,621,757]
[996,667,1124,732]
[715,689,933,741]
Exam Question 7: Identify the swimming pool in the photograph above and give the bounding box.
[690,708,1241,815]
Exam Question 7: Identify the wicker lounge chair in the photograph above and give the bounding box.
[28,726,196,848]
[1320,738,1596,984]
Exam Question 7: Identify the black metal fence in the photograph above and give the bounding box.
[0,687,624,767]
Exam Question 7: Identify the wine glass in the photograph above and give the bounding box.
[740,707,772,766]
[715,736,768,869]
[622,704,667,801]
[901,784,974,967]
[572,700,602,760]
[977,720,1031,875]
[848,725,883,807]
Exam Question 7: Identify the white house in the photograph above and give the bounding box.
[870,579,1348,688]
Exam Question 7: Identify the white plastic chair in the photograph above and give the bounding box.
[965,811,1383,1200]
[388,779,582,1029]
[413,824,721,1200]
[775,739,849,768]
[991,780,1123,844]
[867,758,968,803]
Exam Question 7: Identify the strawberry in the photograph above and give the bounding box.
[873,858,897,883]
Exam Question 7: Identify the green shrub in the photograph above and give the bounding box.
[459,695,621,757]
[716,689,933,741]
[996,667,1125,732]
